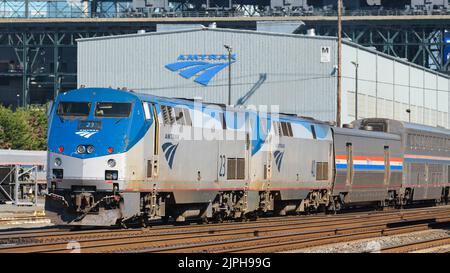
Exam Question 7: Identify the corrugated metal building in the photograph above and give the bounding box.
[77,27,450,129]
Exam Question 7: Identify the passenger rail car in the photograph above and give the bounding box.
[45,88,450,226]
[354,118,450,205]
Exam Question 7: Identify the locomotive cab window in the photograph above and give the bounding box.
[95,102,131,117]
[143,102,152,120]
[57,102,91,117]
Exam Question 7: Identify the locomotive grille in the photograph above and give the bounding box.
[227,158,245,180]
[161,105,175,125]
[237,158,245,180]
[315,162,329,181]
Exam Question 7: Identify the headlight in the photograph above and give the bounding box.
[107,159,116,168]
[86,145,95,154]
[54,158,62,167]
[76,145,86,154]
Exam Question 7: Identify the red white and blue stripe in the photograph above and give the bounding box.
[335,155,403,170]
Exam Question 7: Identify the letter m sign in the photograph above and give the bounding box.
[321,46,331,63]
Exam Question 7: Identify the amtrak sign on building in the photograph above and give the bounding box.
[165,54,236,86]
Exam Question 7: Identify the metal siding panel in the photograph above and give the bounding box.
[410,66,425,124]
[78,30,338,123]
[341,43,357,124]
[393,62,410,122]
[77,29,449,128]
[437,76,448,127]
[424,72,438,126]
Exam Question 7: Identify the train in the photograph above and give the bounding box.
[45,87,450,226]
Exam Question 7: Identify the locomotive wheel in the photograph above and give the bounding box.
[333,198,343,213]
[326,200,336,215]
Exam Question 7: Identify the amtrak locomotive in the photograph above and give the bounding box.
[45,88,450,226]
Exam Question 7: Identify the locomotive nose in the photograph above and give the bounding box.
[48,151,124,190]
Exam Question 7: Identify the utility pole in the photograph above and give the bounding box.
[351,61,359,120]
[224,44,232,105]
[337,0,342,127]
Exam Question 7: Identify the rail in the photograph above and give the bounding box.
[0,205,449,253]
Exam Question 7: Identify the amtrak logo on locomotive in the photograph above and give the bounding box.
[75,130,98,139]
[273,150,285,172]
[162,142,179,169]
[165,53,236,86]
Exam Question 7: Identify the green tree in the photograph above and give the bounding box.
[0,105,48,150]
[24,106,48,150]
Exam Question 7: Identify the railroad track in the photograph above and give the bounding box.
[0,205,449,253]
[0,215,50,226]
[0,206,444,244]
[381,237,450,253]
[0,207,420,244]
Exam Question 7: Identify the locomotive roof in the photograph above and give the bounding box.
[357,118,450,137]
[64,88,329,125]
[333,127,401,141]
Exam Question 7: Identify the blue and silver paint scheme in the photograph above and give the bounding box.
[47,88,450,226]
[46,88,152,225]
[47,88,149,190]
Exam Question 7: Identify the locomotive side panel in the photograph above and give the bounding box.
[153,102,250,204]
[269,120,333,201]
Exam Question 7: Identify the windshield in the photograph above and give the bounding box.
[57,102,91,117]
[95,102,131,118]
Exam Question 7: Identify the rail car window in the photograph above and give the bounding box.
[57,102,91,117]
[316,162,329,181]
[95,102,131,117]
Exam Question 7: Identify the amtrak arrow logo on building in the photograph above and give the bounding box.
[165,54,236,86]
